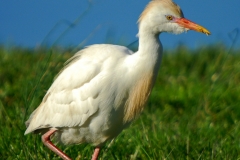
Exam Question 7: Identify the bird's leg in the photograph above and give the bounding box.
[91,147,101,160]
[42,128,71,160]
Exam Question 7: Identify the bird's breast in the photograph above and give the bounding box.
[123,72,154,123]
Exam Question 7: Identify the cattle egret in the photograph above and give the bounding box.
[25,0,210,159]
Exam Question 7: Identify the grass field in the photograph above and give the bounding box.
[0,44,240,159]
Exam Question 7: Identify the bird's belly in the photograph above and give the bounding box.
[55,108,129,146]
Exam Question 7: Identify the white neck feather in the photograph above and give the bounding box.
[123,21,163,123]
[135,20,163,74]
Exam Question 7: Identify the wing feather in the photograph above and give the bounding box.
[25,44,132,134]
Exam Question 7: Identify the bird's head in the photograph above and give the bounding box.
[138,0,210,35]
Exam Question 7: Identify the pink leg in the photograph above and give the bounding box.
[91,147,101,160]
[42,128,71,160]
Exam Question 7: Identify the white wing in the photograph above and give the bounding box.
[25,44,134,134]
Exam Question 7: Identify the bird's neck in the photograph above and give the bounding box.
[123,26,163,123]
[136,24,163,73]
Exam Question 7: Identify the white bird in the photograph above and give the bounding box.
[25,0,210,159]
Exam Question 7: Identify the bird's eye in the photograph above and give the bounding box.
[166,15,173,20]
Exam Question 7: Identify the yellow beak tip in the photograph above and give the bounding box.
[205,31,211,36]
[199,27,211,36]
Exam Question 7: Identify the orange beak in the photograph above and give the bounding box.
[174,18,211,35]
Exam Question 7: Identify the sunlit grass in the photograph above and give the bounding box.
[0,45,240,159]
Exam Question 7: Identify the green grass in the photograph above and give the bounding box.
[0,45,240,159]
